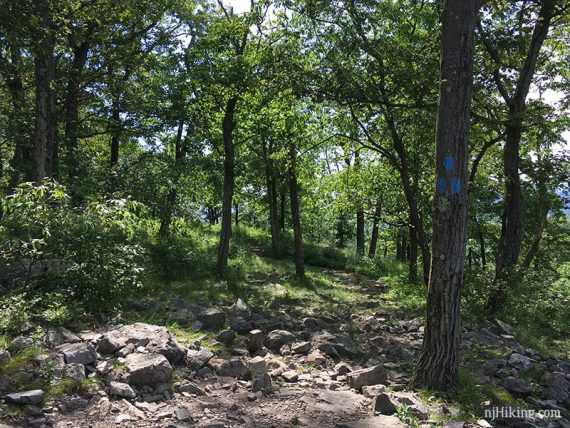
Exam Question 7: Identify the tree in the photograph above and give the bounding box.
[414,0,479,390]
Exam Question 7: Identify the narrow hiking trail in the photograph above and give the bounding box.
[2,259,569,428]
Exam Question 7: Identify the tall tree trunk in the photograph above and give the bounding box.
[32,0,56,184]
[368,198,382,258]
[414,0,478,390]
[159,120,185,237]
[110,97,121,168]
[482,0,555,308]
[409,222,418,282]
[234,201,239,227]
[289,143,305,278]
[217,97,238,271]
[279,189,286,231]
[356,208,365,255]
[396,233,402,260]
[521,182,549,269]
[263,141,279,255]
[65,33,91,184]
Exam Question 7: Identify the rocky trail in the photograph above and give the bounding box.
[1,267,569,428]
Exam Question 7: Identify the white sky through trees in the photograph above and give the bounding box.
[224,0,251,14]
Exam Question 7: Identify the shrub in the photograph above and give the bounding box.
[0,181,147,312]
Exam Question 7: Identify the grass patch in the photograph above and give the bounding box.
[0,347,44,376]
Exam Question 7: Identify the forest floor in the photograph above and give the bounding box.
[1,243,569,428]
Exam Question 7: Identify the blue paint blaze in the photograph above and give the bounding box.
[443,155,454,172]
[437,176,447,193]
[451,178,461,194]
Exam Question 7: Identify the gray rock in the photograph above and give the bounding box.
[496,319,515,335]
[97,323,186,364]
[186,348,214,370]
[334,362,352,376]
[109,381,136,399]
[55,342,97,365]
[62,363,86,382]
[124,353,173,386]
[291,341,311,354]
[347,365,388,390]
[303,317,324,331]
[43,327,81,348]
[252,373,272,392]
[362,384,386,398]
[264,330,295,351]
[282,370,299,382]
[501,377,532,396]
[229,317,251,334]
[179,382,206,396]
[8,336,35,353]
[312,331,357,356]
[337,415,406,428]
[175,406,194,422]
[0,350,11,365]
[246,330,263,353]
[544,386,568,403]
[209,358,248,379]
[373,393,397,414]
[197,309,226,330]
[4,390,44,405]
[508,353,533,372]
[216,329,236,345]
[541,372,570,390]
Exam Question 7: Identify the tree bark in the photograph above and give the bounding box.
[409,222,418,282]
[356,208,365,255]
[368,198,382,258]
[159,120,185,237]
[217,97,238,271]
[263,140,279,255]
[110,97,121,168]
[521,181,549,269]
[64,29,92,184]
[414,0,478,391]
[31,0,56,184]
[289,143,305,278]
[279,188,286,231]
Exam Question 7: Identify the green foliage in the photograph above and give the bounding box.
[0,181,147,314]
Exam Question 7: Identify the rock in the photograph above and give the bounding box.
[179,382,206,396]
[98,323,186,364]
[264,330,295,351]
[337,415,406,428]
[124,353,173,386]
[175,406,194,422]
[233,298,247,311]
[8,336,35,353]
[246,330,264,353]
[229,317,251,334]
[55,342,97,365]
[541,372,570,390]
[373,393,397,414]
[252,373,272,392]
[304,349,327,366]
[303,317,324,331]
[508,353,533,372]
[312,331,357,356]
[109,381,136,399]
[0,350,11,365]
[62,363,86,382]
[544,386,569,403]
[362,384,386,398]
[501,377,532,396]
[291,341,311,354]
[318,389,366,408]
[197,309,226,330]
[209,358,248,379]
[216,329,236,345]
[43,327,81,348]
[4,390,44,405]
[334,362,352,376]
[282,370,299,382]
[347,365,388,390]
[496,319,515,335]
[187,348,214,370]
[190,320,203,331]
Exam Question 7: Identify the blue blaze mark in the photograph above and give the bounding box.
[437,176,447,193]
[443,155,454,172]
[451,178,461,194]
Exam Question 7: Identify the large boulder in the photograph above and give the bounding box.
[43,327,81,348]
[311,331,357,357]
[124,353,173,386]
[264,330,295,351]
[8,336,36,353]
[109,381,136,399]
[347,365,388,390]
[209,358,248,379]
[186,348,214,370]
[55,342,97,365]
[4,390,44,405]
[501,377,532,396]
[97,323,185,364]
[197,309,226,330]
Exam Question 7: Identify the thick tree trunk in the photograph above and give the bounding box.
[65,34,91,184]
[110,98,121,168]
[356,208,365,255]
[414,0,478,391]
[234,201,239,227]
[32,0,56,184]
[368,198,382,258]
[289,144,305,278]
[217,97,238,271]
[159,120,185,237]
[279,189,286,232]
